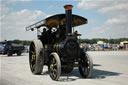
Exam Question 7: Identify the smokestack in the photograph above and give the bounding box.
[64,5,73,34]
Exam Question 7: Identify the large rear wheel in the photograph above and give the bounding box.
[48,52,61,81]
[29,40,44,74]
[79,53,93,78]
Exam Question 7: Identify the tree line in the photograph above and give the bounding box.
[7,38,128,45]
[7,40,31,45]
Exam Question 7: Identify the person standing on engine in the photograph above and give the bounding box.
[74,30,78,40]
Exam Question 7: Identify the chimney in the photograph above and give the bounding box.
[64,5,73,34]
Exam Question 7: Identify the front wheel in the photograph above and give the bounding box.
[79,53,93,78]
[48,52,61,81]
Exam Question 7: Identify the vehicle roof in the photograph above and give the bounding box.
[26,14,88,31]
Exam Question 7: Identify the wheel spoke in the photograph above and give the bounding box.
[50,69,56,79]
[79,53,93,78]
[32,64,35,72]
[53,69,57,78]
[52,58,56,64]
[50,58,57,79]
[49,53,61,80]
[31,44,35,49]
[29,43,36,72]
[53,63,57,67]
[31,51,34,54]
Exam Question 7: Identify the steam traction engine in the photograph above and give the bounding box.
[26,5,93,81]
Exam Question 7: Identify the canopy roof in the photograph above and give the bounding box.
[26,14,88,31]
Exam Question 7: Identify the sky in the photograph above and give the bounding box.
[0,0,128,41]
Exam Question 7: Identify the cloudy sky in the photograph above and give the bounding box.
[0,0,128,41]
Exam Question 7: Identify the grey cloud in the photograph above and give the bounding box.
[77,0,128,38]
[80,24,128,39]
[1,9,46,41]
[105,15,128,25]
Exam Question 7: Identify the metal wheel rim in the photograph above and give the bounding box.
[80,61,89,76]
[79,54,91,77]
[49,56,58,80]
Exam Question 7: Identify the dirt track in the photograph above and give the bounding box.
[1,51,128,85]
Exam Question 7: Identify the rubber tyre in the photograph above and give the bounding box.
[79,53,93,78]
[7,50,12,56]
[29,40,44,74]
[48,52,61,81]
[17,51,21,56]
